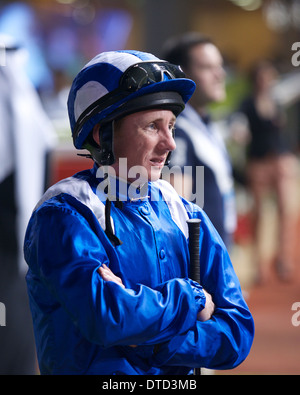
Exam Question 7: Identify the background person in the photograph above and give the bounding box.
[163,32,237,249]
[0,36,56,374]
[235,60,299,283]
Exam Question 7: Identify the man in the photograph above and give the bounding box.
[163,33,236,248]
[24,50,254,375]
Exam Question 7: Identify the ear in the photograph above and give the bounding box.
[92,124,100,145]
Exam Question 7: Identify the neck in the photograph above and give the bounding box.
[96,166,148,202]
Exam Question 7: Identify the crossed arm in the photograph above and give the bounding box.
[98,264,215,322]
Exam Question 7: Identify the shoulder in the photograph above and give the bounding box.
[33,169,106,229]
[27,194,93,245]
[34,169,94,210]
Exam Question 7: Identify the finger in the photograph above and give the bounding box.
[101,265,122,283]
[99,268,115,282]
[97,266,112,281]
[98,266,125,288]
[98,264,111,276]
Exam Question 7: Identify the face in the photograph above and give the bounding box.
[94,109,176,183]
[255,65,278,92]
[186,43,226,107]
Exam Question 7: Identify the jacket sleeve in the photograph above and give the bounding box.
[24,196,206,349]
[151,207,255,370]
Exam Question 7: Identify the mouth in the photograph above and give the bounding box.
[149,156,167,168]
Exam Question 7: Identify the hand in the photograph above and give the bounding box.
[97,264,125,288]
[197,289,215,322]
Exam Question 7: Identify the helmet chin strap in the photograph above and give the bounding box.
[77,121,122,246]
[165,151,172,166]
[91,122,123,246]
[78,121,115,166]
[98,122,115,166]
[88,122,115,166]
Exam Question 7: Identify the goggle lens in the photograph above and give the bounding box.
[119,61,186,92]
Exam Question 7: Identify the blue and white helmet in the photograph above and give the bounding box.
[67,50,195,164]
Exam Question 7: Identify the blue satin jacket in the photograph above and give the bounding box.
[24,164,254,375]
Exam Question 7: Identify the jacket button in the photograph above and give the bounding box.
[159,249,165,259]
[141,206,150,215]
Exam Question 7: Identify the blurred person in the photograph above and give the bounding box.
[163,32,236,249]
[0,36,56,374]
[23,50,254,375]
[235,60,299,283]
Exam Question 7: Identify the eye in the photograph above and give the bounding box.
[145,122,158,133]
[149,122,157,130]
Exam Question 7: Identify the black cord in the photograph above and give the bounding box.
[104,198,123,246]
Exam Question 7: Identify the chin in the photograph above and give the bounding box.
[150,168,162,182]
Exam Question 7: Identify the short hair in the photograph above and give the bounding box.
[162,32,213,69]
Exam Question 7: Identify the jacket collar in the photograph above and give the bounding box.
[91,163,149,203]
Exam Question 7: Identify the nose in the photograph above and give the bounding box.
[159,128,176,153]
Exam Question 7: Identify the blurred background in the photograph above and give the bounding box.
[0,0,299,375]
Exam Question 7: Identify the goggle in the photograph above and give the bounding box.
[119,61,185,92]
[73,61,185,143]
